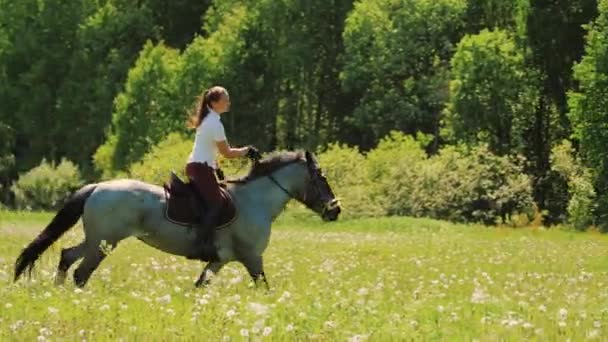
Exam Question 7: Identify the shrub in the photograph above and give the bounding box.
[128,132,256,186]
[550,140,596,230]
[316,143,383,218]
[11,158,84,210]
[365,131,432,216]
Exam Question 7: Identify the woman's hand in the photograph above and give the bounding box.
[245,146,263,161]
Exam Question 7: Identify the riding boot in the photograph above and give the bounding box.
[193,204,221,262]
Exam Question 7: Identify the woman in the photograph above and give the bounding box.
[186,86,262,261]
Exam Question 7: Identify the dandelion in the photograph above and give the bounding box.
[230,275,243,284]
[240,329,249,337]
[324,320,337,329]
[262,327,272,336]
[156,294,171,304]
[558,308,568,321]
[587,329,600,339]
[278,291,291,303]
[99,304,110,311]
[538,304,547,312]
[558,321,567,328]
[248,302,269,316]
[470,286,489,304]
[594,321,601,328]
[348,335,368,342]
[226,309,237,318]
[5,303,12,309]
[285,324,294,332]
[48,307,59,314]
[357,288,369,296]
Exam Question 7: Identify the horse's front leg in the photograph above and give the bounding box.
[240,254,270,291]
[195,261,227,288]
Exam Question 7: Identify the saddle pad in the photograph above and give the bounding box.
[164,187,237,229]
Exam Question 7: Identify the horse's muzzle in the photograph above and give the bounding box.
[322,199,341,221]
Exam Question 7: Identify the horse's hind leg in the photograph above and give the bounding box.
[240,254,270,290]
[55,242,85,286]
[73,241,116,288]
[195,261,227,288]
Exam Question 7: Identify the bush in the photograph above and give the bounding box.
[357,131,533,224]
[550,140,596,230]
[316,143,383,218]
[365,131,430,216]
[128,130,535,225]
[128,132,255,186]
[412,145,534,224]
[11,158,84,210]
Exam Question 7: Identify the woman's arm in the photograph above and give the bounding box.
[216,140,248,159]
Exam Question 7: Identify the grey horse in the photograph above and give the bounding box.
[14,150,341,288]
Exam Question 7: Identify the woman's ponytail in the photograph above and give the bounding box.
[188,86,227,129]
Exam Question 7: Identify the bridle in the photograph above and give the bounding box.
[266,164,340,215]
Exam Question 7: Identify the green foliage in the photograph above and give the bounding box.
[130,130,533,224]
[366,132,533,224]
[94,41,183,175]
[128,133,252,186]
[550,140,596,230]
[316,143,383,218]
[11,159,84,210]
[127,133,192,185]
[341,0,467,148]
[464,0,527,32]
[569,0,608,228]
[365,131,430,215]
[55,1,158,173]
[445,29,539,155]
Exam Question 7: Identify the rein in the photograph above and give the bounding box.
[267,174,296,199]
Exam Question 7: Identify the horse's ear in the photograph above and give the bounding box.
[305,150,317,168]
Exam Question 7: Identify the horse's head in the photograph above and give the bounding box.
[297,151,341,221]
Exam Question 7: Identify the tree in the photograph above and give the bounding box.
[445,29,539,155]
[341,0,468,150]
[568,0,608,228]
[93,41,183,176]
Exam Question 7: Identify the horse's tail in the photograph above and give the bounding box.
[14,183,97,282]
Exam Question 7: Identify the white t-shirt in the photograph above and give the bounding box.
[187,109,226,169]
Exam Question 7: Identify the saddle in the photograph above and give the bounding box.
[162,171,237,228]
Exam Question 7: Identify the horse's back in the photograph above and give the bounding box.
[83,179,165,225]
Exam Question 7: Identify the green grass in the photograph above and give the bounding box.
[1,210,608,341]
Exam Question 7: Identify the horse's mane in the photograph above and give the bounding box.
[227,150,305,184]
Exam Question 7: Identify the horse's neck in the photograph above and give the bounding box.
[234,167,299,221]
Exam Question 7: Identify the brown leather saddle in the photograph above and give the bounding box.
[162,171,237,228]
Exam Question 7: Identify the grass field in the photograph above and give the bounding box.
[1,210,608,341]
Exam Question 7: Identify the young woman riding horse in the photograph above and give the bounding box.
[12,88,341,289]
[185,86,262,261]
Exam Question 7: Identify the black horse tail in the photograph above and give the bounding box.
[14,183,97,282]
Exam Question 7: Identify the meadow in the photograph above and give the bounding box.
[1,210,608,341]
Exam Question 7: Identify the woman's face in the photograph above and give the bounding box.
[211,92,231,114]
